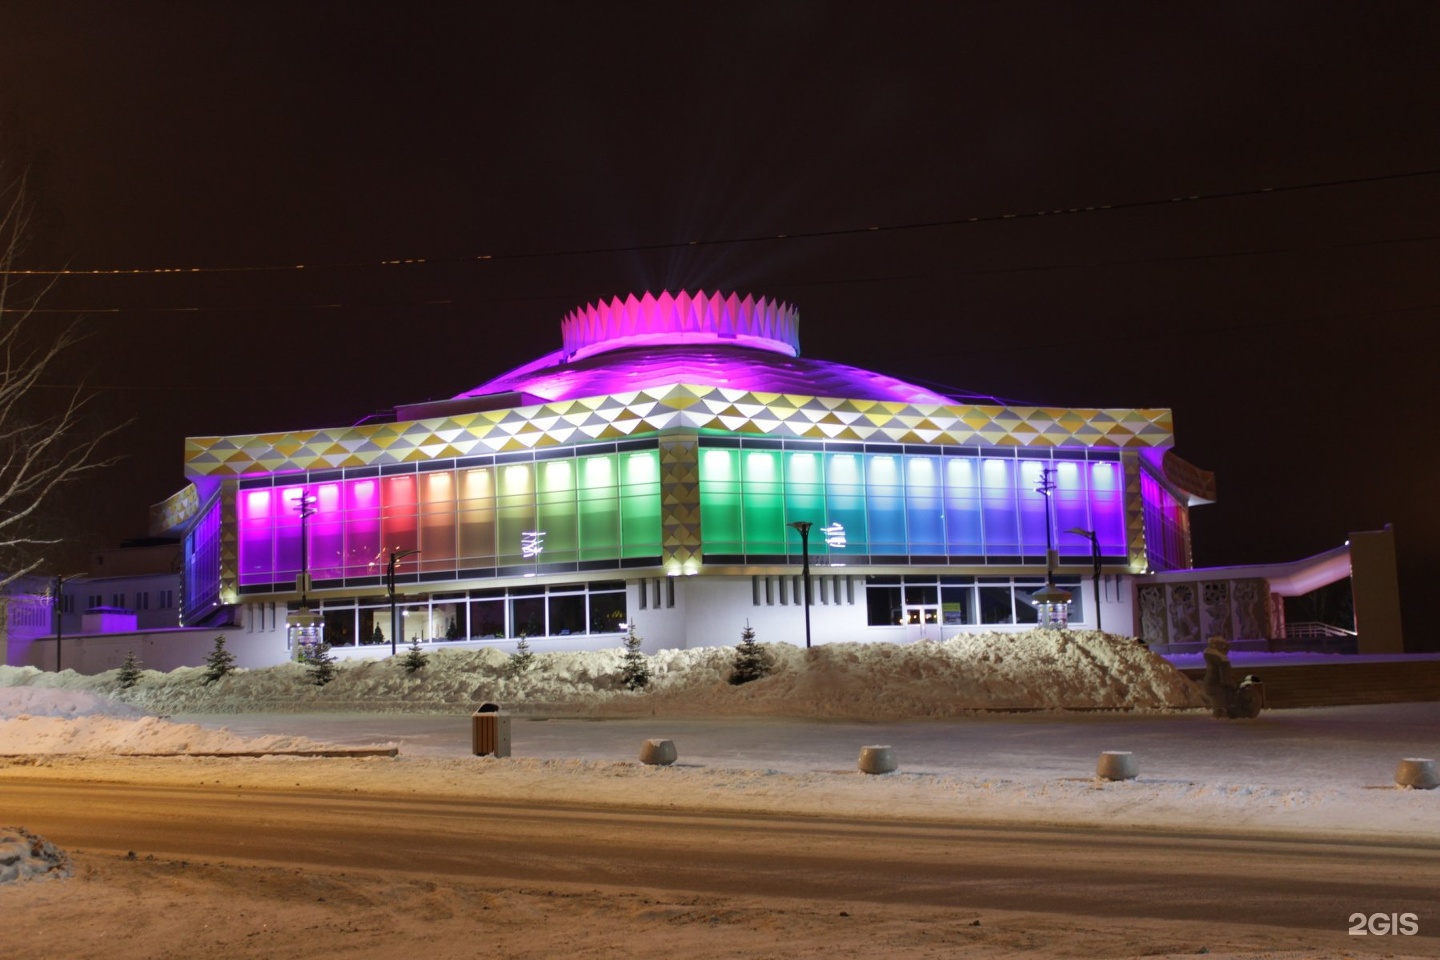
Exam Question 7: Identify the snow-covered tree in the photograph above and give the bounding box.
[306,641,337,686]
[400,639,428,674]
[201,636,236,685]
[729,620,769,685]
[0,172,121,587]
[116,650,142,690]
[508,636,535,676]
[619,623,650,691]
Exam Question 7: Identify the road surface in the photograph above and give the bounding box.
[7,777,1439,958]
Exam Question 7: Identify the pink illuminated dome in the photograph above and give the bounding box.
[449,291,953,406]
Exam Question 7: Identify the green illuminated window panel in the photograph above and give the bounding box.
[536,458,579,564]
[741,450,785,554]
[496,463,537,565]
[620,450,662,558]
[783,451,826,541]
[698,448,742,553]
[578,455,620,561]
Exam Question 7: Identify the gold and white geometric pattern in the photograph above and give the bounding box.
[185,383,1174,478]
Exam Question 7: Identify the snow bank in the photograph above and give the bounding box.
[0,631,1204,718]
[0,828,70,885]
[0,686,145,720]
[0,688,355,755]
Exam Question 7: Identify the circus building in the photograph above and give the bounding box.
[151,290,1231,661]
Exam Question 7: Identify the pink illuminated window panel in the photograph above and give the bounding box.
[381,475,419,558]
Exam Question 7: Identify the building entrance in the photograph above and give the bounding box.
[903,605,940,642]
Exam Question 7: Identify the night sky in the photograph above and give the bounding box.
[2,3,1436,644]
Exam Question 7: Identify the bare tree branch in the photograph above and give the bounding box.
[0,168,126,591]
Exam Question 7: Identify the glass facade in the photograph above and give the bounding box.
[699,441,1126,564]
[1141,471,1191,571]
[183,498,221,621]
[864,574,1085,627]
[237,447,663,589]
[308,580,629,646]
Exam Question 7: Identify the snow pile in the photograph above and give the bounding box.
[0,688,359,755]
[0,686,145,720]
[0,828,70,884]
[0,631,1204,718]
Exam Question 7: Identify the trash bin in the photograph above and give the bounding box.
[472,702,511,757]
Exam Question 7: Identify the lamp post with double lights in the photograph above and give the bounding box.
[1067,527,1102,634]
[284,488,323,657]
[292,488,318,606]
[387,549,420,656]
[1032,467,1071,629]
[787,520,813,649]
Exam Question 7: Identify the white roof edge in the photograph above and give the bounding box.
[1140,543,1352,596]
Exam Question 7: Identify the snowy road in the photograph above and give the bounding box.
[7,778,1440,950]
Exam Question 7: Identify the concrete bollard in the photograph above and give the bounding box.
[639,738,677,766]
[858,745,898,775]
[1395,758,1439,790]
[1096,750,1138,781]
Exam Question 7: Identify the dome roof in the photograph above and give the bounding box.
[455,291,953,405]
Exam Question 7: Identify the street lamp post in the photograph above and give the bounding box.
[1032,468,1071,629]
[1066,527,1102,633]
[387,549,420,656]
[51,574,79,672]
[787,521,813,649]
[292,489,318,606]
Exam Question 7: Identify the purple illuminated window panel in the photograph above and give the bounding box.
[1090,462,1127,556]
[981,459,1020,554]
[273,484,308,582]
[1016,460,1051,555]
[238,488,274,585]
[1051,461,1091,556]
[943,458,984,555]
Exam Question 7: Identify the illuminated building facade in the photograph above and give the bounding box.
[153,291,1214,656]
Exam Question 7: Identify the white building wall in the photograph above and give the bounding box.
[682,574,869,649]
[22,573,1145,676]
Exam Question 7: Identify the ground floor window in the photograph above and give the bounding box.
[303,580,628,646]
[865,574,1083,627]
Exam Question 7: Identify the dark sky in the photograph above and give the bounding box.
[2,2,1437,642]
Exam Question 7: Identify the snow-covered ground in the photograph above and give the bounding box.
[3,630,1437,887]
[5,631,1438,960]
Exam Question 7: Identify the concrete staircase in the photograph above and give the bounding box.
[1179,660,1440,709]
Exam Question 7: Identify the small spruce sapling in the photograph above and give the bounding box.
[508,636,535,676]
[729,620,769,685]
[307,641,338,686]
[116,650,143,690]
[202,636,236,685]
[401,639,429,674]
[619,623,651,691]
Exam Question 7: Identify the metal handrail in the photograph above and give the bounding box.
[1285,621,1358,638]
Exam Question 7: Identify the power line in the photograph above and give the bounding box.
[4,167,1438,279]
[8,229,1439,319]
